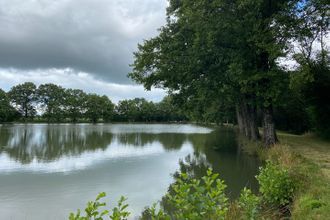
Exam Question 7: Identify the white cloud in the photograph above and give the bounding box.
[0,68,166,103]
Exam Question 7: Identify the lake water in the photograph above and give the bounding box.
[0,123,260,219]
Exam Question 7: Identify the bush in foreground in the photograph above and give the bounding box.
[69,192,130,220]
[256,161,295,207]
[69,169,228,220]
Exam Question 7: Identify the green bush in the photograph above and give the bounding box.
[71,169,228,220]
[140,203,171,220]
[69,192,130,220]
[256,161,295,206]
[162,168,228,219]
[238,187,260,220]
[142,169,228,219]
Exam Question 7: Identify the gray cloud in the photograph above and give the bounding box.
[0,0,167,83]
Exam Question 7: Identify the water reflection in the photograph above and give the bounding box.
[0,124,260,219]
[117,133,186,151]
[0,124,197,164]
[0,124,113,163]
[0,124,259,194]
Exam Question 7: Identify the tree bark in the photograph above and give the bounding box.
[236,104,245,134]
[262,105,278,147]
[247,104,260,141]
[241,101,251,139]
[236,100,260,141]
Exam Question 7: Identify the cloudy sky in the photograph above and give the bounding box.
[0,0,167,103]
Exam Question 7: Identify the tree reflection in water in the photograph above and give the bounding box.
[0,124,259,199]
[0,125,192,163]
[140,128,261,219]
[0,124,114,163]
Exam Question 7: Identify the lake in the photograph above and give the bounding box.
[0,123,260,219]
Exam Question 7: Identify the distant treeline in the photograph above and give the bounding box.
[0,82,187,123]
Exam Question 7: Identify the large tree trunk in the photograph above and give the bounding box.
[236,104,245,134]
[236,101,250,138]
[262,105,278,147]
[236,100,260,141]
[241,101,251,139]
[247,104,260,141]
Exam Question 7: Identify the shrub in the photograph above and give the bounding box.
[140,203,171,220]
[163,168,228,219]
[238,187,260,220]
[70,169,228,220]
[256,161,295,206]
[69,192,130,220]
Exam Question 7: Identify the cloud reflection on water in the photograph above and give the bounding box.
[0,124,210,173]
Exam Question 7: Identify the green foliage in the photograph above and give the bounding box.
[72,170,228,220]
[256,161,295,206]
[155,169,228,220]
[140,203,170,220]
[114,97,186,122]
[130,0,324,145]
[273,89,311,134]
[115,98,147,122]
[64,89,87,122]
[37,83,66,122]
[69,192,130,220]
[298,195,325,210]
[85,94,114,123]
[238,188,260,220]
[110,196,130,220]
[2,82,184,123]
[8,82,37,119]
[291,55,330,138]
[288,0,330,138]
[0,88,18,122]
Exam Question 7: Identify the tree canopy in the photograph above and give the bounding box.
[130,0,329,146]
[8,82,37,120]
[0,89,18,122]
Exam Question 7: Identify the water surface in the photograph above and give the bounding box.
[0,123,259,219]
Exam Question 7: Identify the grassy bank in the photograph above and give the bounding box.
[241,132,330,219]
[278,133,330,219]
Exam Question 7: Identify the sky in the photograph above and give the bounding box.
[0,0,168,103]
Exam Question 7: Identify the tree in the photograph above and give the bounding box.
[101,96,115,122]
[0,89,18,122]
[114,97,186,122]
[115,98,151,122]
[273,90,311,134]
[130,0,303,147]
[85,94,114,123]
[64,89,87,122]
[289,0,330,138]
[157,96,187,122]
[116,99,137,122]
[37,83,65,122]
[8,82,37,120]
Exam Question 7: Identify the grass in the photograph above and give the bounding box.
[239,131,330,219]
[277,133,330,220]
[278,132,330,179]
